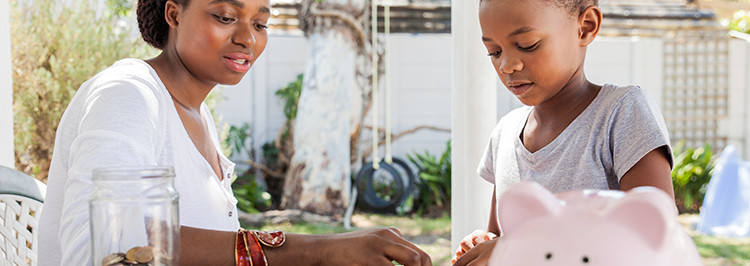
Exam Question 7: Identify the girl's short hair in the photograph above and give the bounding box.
[137,0,189,49]
[563,0,598,15]
[480,0,598,16]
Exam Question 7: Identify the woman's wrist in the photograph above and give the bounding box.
[263,233,327,265]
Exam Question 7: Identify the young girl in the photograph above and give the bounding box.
[452,0,675,265]
[37,0,431,265]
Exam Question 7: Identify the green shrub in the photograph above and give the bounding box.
[729,10,750,34]
[672,141,715,214]
[233,177,272,213]
[11,0,153,180]
[224,123,272,213]
[276,74,303,125]
[259,74,303,203]
[406,140,451,216]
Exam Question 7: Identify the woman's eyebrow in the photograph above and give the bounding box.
[209,0,270,14]
[211,0,244,8]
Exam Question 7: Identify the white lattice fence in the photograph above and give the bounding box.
[663,30,730,151]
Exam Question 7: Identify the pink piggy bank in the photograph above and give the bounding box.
[488,182,702,266]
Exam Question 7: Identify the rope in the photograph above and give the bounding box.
[371,0,380,169]
[384,4,392,165]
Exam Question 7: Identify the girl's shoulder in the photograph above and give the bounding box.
[598,83,652,106]
[490,105,532,136]
[499,105,533,123]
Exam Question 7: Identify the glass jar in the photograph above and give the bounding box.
[89,167,179,266]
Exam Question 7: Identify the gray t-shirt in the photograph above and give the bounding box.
[477,83,672,195]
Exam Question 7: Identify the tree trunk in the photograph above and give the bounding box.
[280,0,366,215]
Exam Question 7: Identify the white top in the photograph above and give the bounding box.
[477,84,672,196]
[38,59,239,265]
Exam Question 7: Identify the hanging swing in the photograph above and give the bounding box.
[345,2,415,225]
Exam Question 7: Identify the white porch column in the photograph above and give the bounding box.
[451,0,497,251]
[725,37,750,158]
[1,0,14,168]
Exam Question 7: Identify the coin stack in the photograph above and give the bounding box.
[101,246,155,266]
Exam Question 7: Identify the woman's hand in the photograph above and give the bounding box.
[266,227,432,266]
[451,230,497,264]
[451,237,498,266]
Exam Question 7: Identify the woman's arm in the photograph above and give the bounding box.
[179,226,432,266]
[619,146,675,199]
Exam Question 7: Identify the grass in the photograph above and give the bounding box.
[246,212,452,265]
[245,212,749,266]
[693,235,750,265]
[680,214,750,266]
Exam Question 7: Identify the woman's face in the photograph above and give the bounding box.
[170,0,270,86]
[479,0,584,106]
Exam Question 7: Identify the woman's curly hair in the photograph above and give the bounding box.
[137,0,189,49]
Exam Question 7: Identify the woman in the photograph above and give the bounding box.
[37,0,432,265]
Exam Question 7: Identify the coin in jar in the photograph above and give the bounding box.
[101,252,125,266]
[134,245,154,263]
[125,246,141,261]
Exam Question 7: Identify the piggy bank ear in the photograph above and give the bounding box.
[497,182,563,235]
[603,186,677,250]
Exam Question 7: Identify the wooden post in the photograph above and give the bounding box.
[451,0,497,251]
[0,0,14,168]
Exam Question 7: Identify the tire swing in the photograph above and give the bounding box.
[344,3,414,227]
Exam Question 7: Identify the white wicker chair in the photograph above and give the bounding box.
[0,166,45,266]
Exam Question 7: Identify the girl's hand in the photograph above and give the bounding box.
[452,237,498,266]
[451,230,497,264]
[266,227,432,266]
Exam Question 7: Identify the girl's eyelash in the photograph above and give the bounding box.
[487,50,501,57]
[255,23,269,30]
[519,42,539,51]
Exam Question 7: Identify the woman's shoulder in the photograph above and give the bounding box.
[86,58,160,88]
[78,58,168,102]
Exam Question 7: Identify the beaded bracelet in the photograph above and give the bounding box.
[236,229,286,266]
[236,229,250,266]
[251,230,286,248]
[246,230,269,266]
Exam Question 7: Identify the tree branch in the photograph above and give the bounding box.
[360,125,450,160]
[247,159,285,179]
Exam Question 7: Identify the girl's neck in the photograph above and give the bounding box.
[531,73,599,125]
[147,49,215,111]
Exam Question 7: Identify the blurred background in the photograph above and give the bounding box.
[2,0,750,265]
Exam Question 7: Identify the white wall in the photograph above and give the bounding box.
[585,37,664,108]
[1,0,14,168]
[215,33,453,167]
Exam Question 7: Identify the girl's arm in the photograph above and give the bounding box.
[179,226,432,266]
[487,188,500,235]
[619,146,675,199]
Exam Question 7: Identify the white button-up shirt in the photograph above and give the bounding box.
[38,59,239,266]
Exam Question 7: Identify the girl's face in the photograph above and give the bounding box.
[170,0,270,86]
[479,0,586,106]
